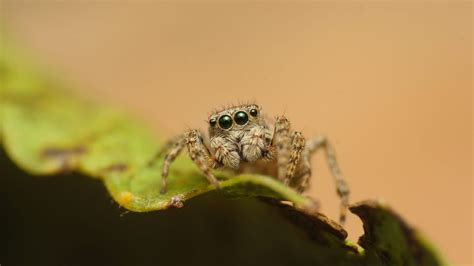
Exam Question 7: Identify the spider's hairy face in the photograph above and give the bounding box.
[207,104,269,168]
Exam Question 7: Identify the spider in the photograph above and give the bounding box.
[150,104,350,223]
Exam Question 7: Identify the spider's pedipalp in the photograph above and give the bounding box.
[210,134,240,169]
[240,124,267,162]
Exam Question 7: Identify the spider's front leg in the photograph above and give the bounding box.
[185,130,221,189]
[272,116,291,182]
[272,116,305,185]
[287,131,306,184]
[160,129,221,194]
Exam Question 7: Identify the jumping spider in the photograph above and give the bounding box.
[150,104,350,223]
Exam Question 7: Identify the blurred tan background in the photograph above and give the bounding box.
[2,1,472,264]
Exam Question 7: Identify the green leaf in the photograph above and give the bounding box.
[0,43,315,213]
[0,42,448,265]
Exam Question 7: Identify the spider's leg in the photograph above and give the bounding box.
[160,135,187,194]
[285,131,305,185]
[148,135,183,167]
[305,135,350,224]
[185,129,221,189]
[271,116,292,182]
[293,149,312,193]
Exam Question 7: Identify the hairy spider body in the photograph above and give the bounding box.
[151,104,350,223]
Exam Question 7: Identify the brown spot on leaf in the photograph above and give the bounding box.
[41,145,87,173]
[102,163,128,173]
[42,146,86,158]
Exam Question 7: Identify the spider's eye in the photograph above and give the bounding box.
[234,111,249,125]
[249,108,258,117]
[218,115,233,129]
[209,118,217,127]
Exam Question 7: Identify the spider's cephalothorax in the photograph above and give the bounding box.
[207,104,272,169]
[151,104,350,223]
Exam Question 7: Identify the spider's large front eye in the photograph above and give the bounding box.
[234,111,249,125]
[218,115,233,129]
[249,108,258,117]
